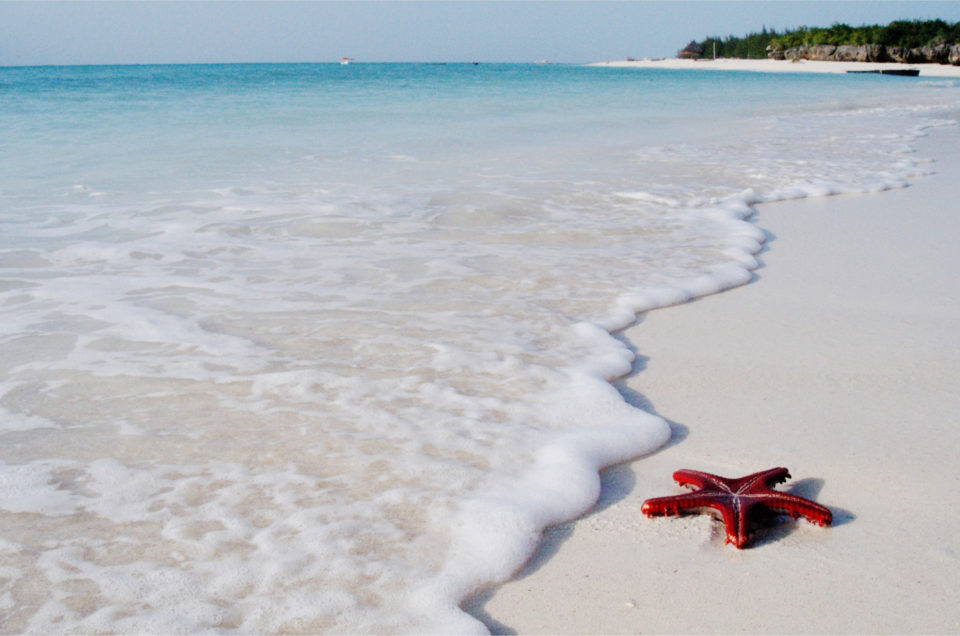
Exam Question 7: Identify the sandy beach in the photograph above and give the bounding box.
[593,56,960,78]
[465,105,960,631]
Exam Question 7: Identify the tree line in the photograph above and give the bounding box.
[694,19,960,59]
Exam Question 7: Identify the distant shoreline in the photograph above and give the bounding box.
[591,57,960,77]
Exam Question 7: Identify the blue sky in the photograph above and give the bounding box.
[3,1,960,66]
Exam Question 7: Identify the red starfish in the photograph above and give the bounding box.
[641,467,832,548]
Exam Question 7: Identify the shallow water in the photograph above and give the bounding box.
[0,63,956,632]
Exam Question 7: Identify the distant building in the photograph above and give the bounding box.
[678,40,704,59]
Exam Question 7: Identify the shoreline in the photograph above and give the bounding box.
[465,116,960,632]
[592,56,960,77]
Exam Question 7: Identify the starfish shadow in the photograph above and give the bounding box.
[732,477,853,548]
[784,477,855,527]
[784,476,825,500]
[742,515,803,548]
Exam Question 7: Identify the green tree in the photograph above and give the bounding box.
[694,18,959,59]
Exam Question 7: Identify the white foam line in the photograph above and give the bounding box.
[445,112,946,628]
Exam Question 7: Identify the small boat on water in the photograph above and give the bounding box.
[340,57,354,65]
[847,68,920,76]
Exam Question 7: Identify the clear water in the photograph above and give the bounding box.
[0,63,956,632]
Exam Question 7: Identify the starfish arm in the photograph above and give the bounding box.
[715,499,753,548]
[757,467,791,488]
[662,496,755,548]
[641,491,719,517]
[672,469,731,492]
[730,466,790,492]
[643,493,756,547]
[759,492,833,526]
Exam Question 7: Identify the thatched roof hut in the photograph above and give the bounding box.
[678,40,704,59]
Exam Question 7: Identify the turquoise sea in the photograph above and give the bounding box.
[1,63,957,632]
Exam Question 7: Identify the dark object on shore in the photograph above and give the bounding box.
[846,68,920,76]
[882,68,920,76]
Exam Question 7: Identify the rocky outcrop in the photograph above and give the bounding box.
[769,43,960,65]
[884,46,924,63]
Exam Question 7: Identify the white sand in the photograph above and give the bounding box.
[465,114,960,632]
[593,56,960,77]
